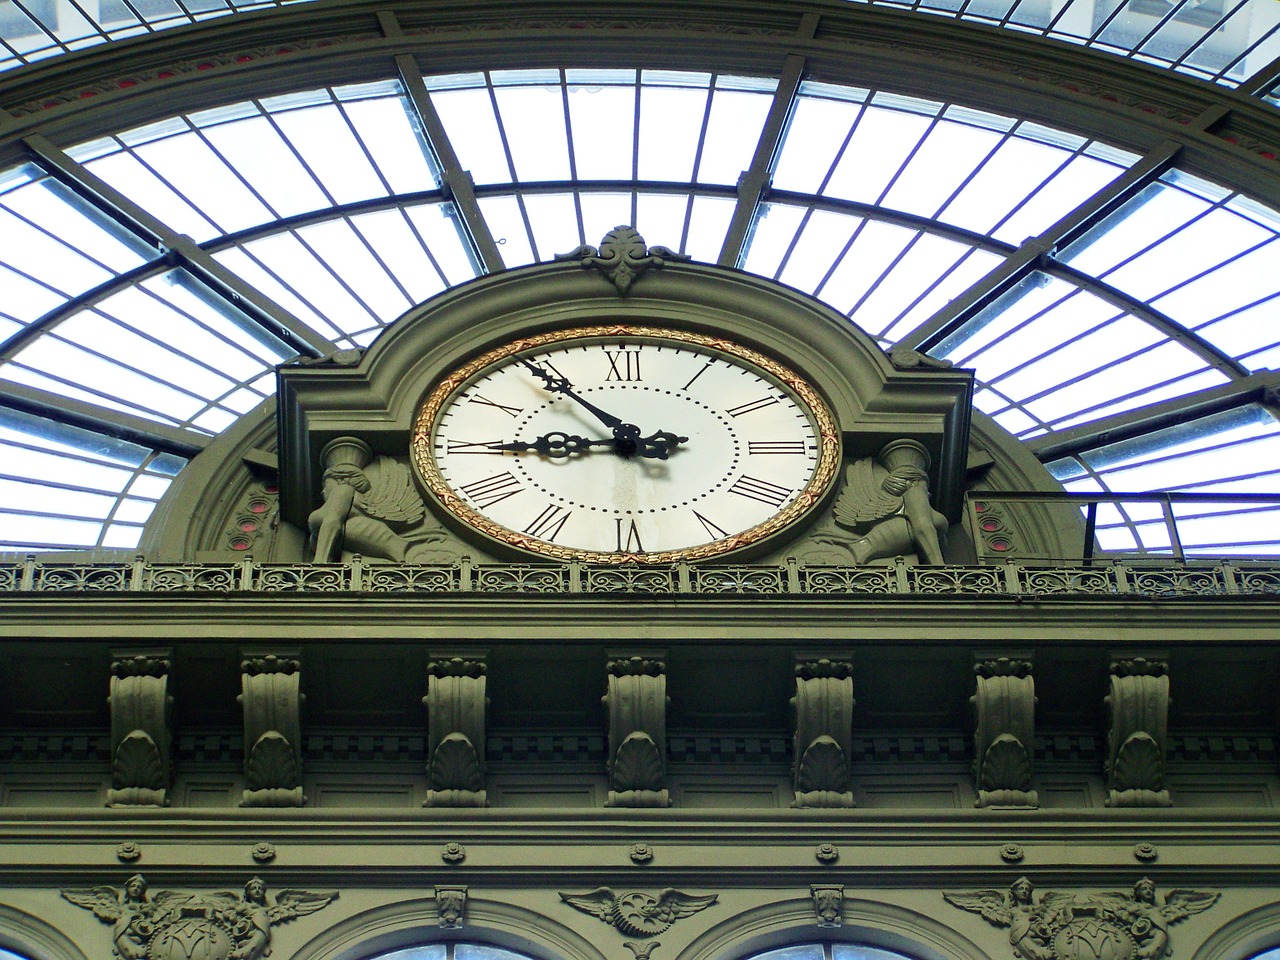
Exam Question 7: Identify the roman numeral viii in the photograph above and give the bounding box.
[459,471,524,508]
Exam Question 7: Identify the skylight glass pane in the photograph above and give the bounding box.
[1062,172,1280,370]
[775,84,1133,241]
[0,269,291,432]
[936,271,1230,436]
[0,167,152,326]
[211,202,477,347]
[0,408,185,551]
[67,84,437,239]
[743,201,1002,343]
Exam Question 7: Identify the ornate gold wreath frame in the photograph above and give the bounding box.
[410,325,841,564]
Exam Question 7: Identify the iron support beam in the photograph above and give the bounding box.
[22,134,335,358]
[395,48,506,274]
[1026,369,1280,462]
[716,14,817,268]
[1241,52,1280,97]
[0,380,212,457]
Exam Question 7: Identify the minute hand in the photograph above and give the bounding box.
[519,359,624,430]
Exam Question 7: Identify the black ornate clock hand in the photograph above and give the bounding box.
[518,359,688,459]
[491,432,613,457]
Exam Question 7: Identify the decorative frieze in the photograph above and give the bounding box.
[945,877,1217,960]
[791,658,855,808]
[106,652,173,808]
[972,657,1037,809]
[1105,657,1171,807]
[239,652,304,807]
[63,875,335,960]
[603,656,669,807]
[423,656,488,807]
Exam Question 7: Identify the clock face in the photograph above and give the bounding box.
[411,325,840,563]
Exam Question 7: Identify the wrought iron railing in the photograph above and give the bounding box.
[1,555,1277,597]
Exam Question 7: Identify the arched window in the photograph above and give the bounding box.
[367,945,544,960]
[749,945,922,960]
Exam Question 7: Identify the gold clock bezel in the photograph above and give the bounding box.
[410,324,841,564]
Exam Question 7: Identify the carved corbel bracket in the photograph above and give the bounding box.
[107,651,173,808]
[792,658,855,808]
[603,655,669,807]
[972,656,1037,809]
[423,655,488,807]
[239,651,305,807]
[1105,656,1172,807]
[435,885,467,928]
[811,884,844,927]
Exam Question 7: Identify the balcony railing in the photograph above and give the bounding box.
[0,554,1277,597]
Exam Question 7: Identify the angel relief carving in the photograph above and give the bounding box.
[63,875,336,960]
[559,888,717,937]
[308,437,460,563]
[811,439,948,565]
[944,877,1218,960]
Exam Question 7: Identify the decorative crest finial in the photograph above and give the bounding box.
[556,226,690,294]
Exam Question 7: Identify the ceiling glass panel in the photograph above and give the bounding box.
[775,84,1136,243]
[1045,404,1280,554]
[67,81,438,242]
[937,271,1232,438]
[428,70,776,189]
[0,407,185,552]
[1061,171,1280,370]
[210,201,477,347]
[0,268,291,432]
[0,162,153,333]
[478,188,736,266]
[742,201,1004,343]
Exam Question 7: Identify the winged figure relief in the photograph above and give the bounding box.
[815,439,948,565]
[309,437,457,562]
[559,887,718,937]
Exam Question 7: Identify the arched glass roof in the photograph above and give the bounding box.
[0,2,1278,557]
[6,0,1280,89]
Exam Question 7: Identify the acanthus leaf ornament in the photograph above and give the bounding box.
[944,877,1218,960]
[62,875,336,960]
[559,888,718,937]
[556,226,690,294]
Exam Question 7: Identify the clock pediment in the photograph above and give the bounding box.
[277,247,974,557]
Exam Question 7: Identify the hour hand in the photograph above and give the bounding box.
[494,431,613,458]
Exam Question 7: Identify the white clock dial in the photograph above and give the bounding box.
[411,326,840,563]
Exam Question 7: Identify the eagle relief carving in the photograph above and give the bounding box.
[559,888,717,937]
[62,875,336,960]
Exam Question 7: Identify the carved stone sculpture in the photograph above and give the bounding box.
[63,875,336,960]
[307,436,455,563]
[556,226,690,294]
[972,657,1038,809]
[239,653,304,807]
[423,657,488,807]
[811,884,844,927]
[792,659,855,808]
[945,877,1218,960]
[559,888,717,936]
[435,885,467,928]
[1105,657,1172,807]
[603,656,669,807]
[107,653,173,808]
[814,439,948,565]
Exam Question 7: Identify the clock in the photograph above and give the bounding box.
[410,325,840,563]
